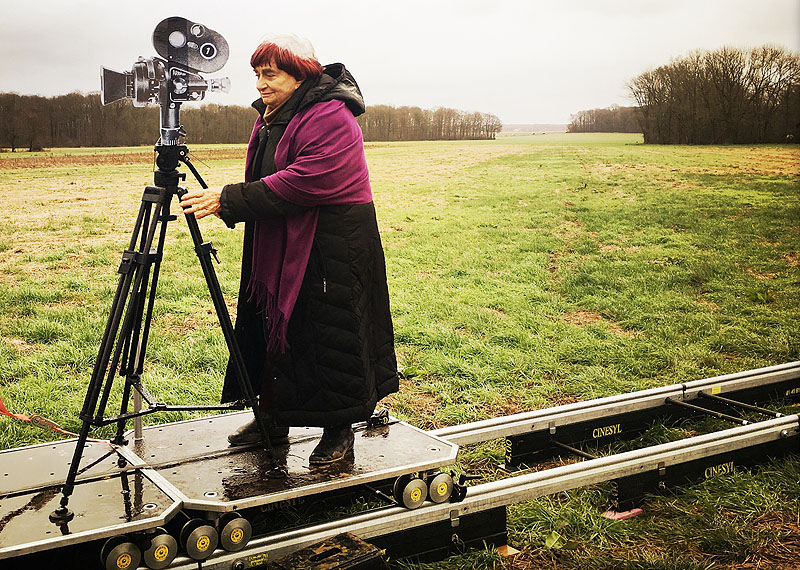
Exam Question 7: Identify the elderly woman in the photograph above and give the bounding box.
[180,35,398,465]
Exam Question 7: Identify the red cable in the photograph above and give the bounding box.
[0,395,117,447]
[0,394,30,421]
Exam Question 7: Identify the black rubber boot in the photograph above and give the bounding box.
[227,418,290,446]
[309,425,355,465]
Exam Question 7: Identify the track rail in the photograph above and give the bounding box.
[163,362,800,569]
[430,361,800,445]
[163,415,799,569]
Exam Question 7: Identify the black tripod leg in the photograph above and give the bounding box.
[96,191,166,430]
[113,263,152,444]
[181,202,277,459]
[114,192,171,443]
[51,193,158,523]
[178,156,279,469]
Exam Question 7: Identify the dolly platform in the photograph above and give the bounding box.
[0,412,458,566]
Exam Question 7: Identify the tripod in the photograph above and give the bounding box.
[50,143,277,523]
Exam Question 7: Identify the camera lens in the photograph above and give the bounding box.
[191,24,206,37]
[169,31,187,48]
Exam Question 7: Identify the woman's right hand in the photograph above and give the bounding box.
[180,187,222,219]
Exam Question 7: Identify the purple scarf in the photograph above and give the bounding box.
[244,100,373,352]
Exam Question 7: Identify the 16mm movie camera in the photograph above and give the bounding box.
[101,16,230,144]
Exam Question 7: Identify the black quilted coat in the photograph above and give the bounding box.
[218,64,398,428]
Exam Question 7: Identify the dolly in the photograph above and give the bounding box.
[1,362,798,569]
[0,412,459,569]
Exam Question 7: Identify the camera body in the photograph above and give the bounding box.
[101,17,230,144]
[151,18,228,74]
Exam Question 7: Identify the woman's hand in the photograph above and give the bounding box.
[180,187,222,219]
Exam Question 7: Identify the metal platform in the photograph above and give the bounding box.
[122,412,458,511]
[0,413,458,560]
[0,439,179,559]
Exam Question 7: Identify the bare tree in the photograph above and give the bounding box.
[568,106,640,134]
[629,45,800,144]
[0,92,22,151]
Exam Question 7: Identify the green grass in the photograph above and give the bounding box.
[1,134,798,568]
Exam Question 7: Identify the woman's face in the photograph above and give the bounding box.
[254,61,302,110]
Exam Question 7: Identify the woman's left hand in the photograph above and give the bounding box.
[180,187,222,219]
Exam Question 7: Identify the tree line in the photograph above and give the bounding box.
[629,45,800,144]
[567,105,640,133]
[0,92,502,151]
[356,105,501,141]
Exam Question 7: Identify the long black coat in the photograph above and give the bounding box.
[218,64,398,427]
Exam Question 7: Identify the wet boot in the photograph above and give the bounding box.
[309,425,355,465]
[228,417,290,446]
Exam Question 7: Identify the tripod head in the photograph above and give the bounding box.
[101,17,230,145]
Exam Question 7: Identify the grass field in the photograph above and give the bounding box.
[1,133,799,568]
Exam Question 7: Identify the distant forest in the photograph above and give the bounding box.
[0,93,502,151]
[629,46,799,144]
[571,46,799,144]
[358,105,501,141]
[567,106,640,134]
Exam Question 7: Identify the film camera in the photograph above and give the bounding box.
[49,17,284,530]
[101,16,230,144]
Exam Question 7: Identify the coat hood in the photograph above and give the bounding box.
[251,63,365,119]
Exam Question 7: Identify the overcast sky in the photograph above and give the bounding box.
[1,0,798,124]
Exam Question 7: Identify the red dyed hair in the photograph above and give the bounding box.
[250,41,324,81]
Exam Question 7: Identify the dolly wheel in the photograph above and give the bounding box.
[180,518,219,561]
[397,477,428,509]
[141,528,178,569]
[219,512,252,552]
[428,472,454,503]
[101,536,142,570]
[392,474,411,505]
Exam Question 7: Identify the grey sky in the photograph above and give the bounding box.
[1,0,798,124]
